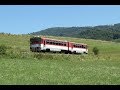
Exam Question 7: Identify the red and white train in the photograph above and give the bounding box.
[30,36,88,54]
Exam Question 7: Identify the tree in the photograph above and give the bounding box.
[113,34,120,39]
[92,47,99,55]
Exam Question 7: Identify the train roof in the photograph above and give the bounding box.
[42,37,68,42]
[31,36,87,45]
[70,41,87,45]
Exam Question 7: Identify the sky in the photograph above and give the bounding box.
[0,5,120,34]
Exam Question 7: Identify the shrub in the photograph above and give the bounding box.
[92,47,99,55]
[0,45,7,55]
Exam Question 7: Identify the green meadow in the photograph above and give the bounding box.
[0,34,120,85]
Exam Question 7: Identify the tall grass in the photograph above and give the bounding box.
[0,57,120,84]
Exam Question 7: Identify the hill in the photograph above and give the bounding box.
[31,23,120,42]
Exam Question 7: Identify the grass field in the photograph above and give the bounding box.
[0,34,120,84]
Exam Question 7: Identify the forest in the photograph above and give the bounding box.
[31,23,120,42]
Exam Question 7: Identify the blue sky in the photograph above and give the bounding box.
[0,5,120,34]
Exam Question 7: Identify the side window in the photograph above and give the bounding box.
[56,42,58,45]
[78,45,81,48]
[82,45,85,48]
[50,41,52,44]
[83,45,85,48]
[54,41,56,45]
[64,43,66,46]
[58,42,61,45]
[73,45,75,47]
[75,45,77,48]
[46,40,49,44]
[53,41,55,45]
[80,45,82,48]
[81,45,83,48]
[77,45,79,48]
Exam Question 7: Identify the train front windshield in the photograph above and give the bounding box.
[30,37,41,44]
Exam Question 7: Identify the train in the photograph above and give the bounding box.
[30,36,88,54]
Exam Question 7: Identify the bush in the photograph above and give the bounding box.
[92,47,99,55]
[113,39,120,43]
[0,45,7,55]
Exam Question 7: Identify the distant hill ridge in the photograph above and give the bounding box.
[30,23,120,42]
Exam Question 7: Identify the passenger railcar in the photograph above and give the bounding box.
[30,36,88,54]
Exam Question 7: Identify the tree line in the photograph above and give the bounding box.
[31,23,120,42]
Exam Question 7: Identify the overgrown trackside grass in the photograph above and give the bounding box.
[0,34,120,84]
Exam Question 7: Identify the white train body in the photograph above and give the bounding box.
[30,37,88,54]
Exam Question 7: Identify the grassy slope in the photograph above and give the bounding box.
[0,34,120,84]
